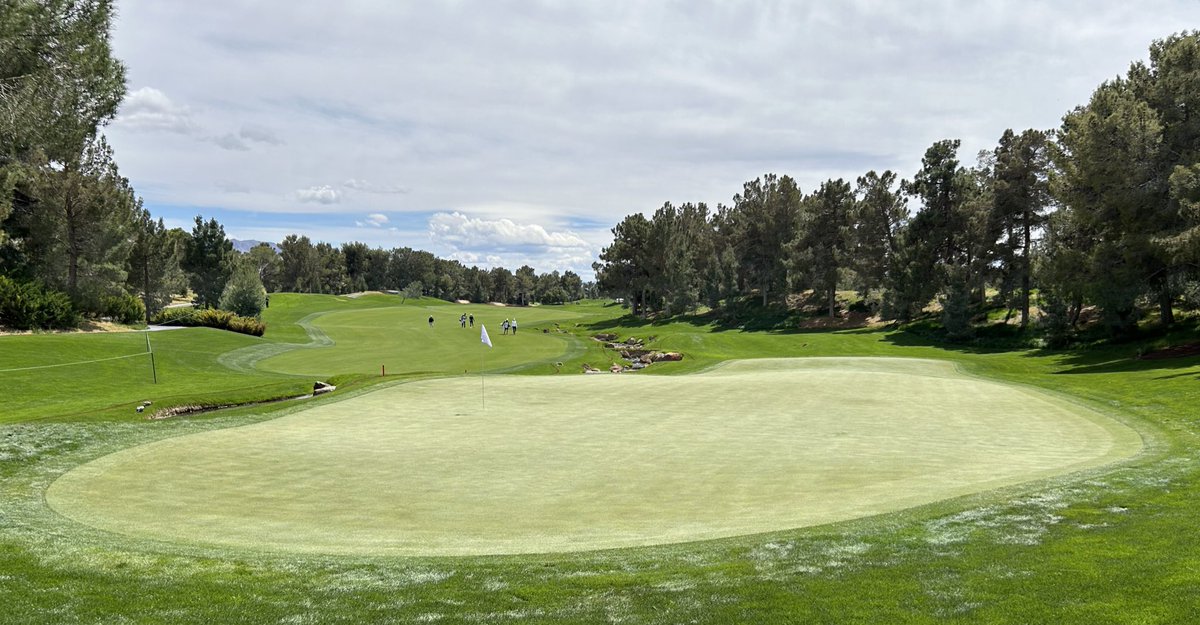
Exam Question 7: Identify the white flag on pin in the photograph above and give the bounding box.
[481,324,492,347]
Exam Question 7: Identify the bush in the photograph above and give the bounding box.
[1038,292,1074,349]
[219,265,266,318]
[100,293,145,324]
[0,275,79,330]
[939,278,975,342]
[151,305,265,336]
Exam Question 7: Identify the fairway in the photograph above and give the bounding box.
[47,358,1141,556]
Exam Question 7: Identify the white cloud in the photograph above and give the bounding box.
[115,87,196,134]
[428,212,590,251]
[294,185,341,204]
[239,125,284,145]
[104,1,1200,279]
[212,133,250,151]
[342,179,408,194]
[356,213,389,227]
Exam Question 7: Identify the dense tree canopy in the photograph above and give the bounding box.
[592,30,1200,342]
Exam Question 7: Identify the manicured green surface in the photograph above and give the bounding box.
[47,358,1139,556]
[253,301,587,376]
[3,296,1200,623]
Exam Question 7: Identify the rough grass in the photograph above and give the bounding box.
[2,296,1199,623]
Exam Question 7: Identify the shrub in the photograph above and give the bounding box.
[939,278,975,342]
[100,293,145,324]
[0,276,79,330]
[1038,292,1074,349]
[151,306,196,326]
[219,264,267,318]
[151,305,265,336]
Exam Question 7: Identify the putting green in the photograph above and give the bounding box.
[47,358,1141,556]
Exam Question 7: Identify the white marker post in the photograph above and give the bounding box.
[480,324,492,410]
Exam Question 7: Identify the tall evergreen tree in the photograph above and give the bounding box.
[181,215,233,308]
[848,170,908,301]
[126,206,179,324]
[514,265,536,306]
[315,242,347,294]
[245,243,281,293]
[791,179,853,317]
[1055,79,1163,334]
[20,135,135,312]
[596,213,654,314]
[887,140,969,317]
[1129,31,1200,323]
[278,234,320,293]
[992,128,1051,327]
[341,241,372,292]
[729,174,802,307]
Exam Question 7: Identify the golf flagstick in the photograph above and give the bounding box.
[480,324,493,410]
[144,329,157,384]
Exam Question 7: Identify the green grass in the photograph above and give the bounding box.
[46,358,1139,557]
[2,294,1200,623]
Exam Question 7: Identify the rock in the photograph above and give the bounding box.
[313,381,337,395]
[593,333,618,341]
[653,352,684,362]
[136,405,144,413]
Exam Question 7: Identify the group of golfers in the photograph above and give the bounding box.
[426,312,518,335]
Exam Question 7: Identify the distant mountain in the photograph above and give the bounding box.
[231,239,279,253]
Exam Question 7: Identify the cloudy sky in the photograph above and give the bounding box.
[104,1,1200,279]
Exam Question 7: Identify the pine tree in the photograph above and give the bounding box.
[182,216,234,307]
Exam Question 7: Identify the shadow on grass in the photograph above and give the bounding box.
[585,303,1200,376]
[582,303,879,336]
[1046,350,1200,375]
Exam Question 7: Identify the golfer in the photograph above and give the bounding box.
[511,318,518,334]
[428,315,434,327]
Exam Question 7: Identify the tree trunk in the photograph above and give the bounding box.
[1020,211,1032,329]
[66,199,79,295]
[143,260,152,325]
[828,285,835,318]
[1159,289,1175,326]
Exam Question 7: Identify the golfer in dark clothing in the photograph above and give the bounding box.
[469,314,474,327]
[428,315,434,327]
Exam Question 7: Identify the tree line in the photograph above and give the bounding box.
[203,227,594,309]
[0,1,591,330]
[594,31,1200,342]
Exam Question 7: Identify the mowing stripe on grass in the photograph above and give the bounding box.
[0,352,147,372]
